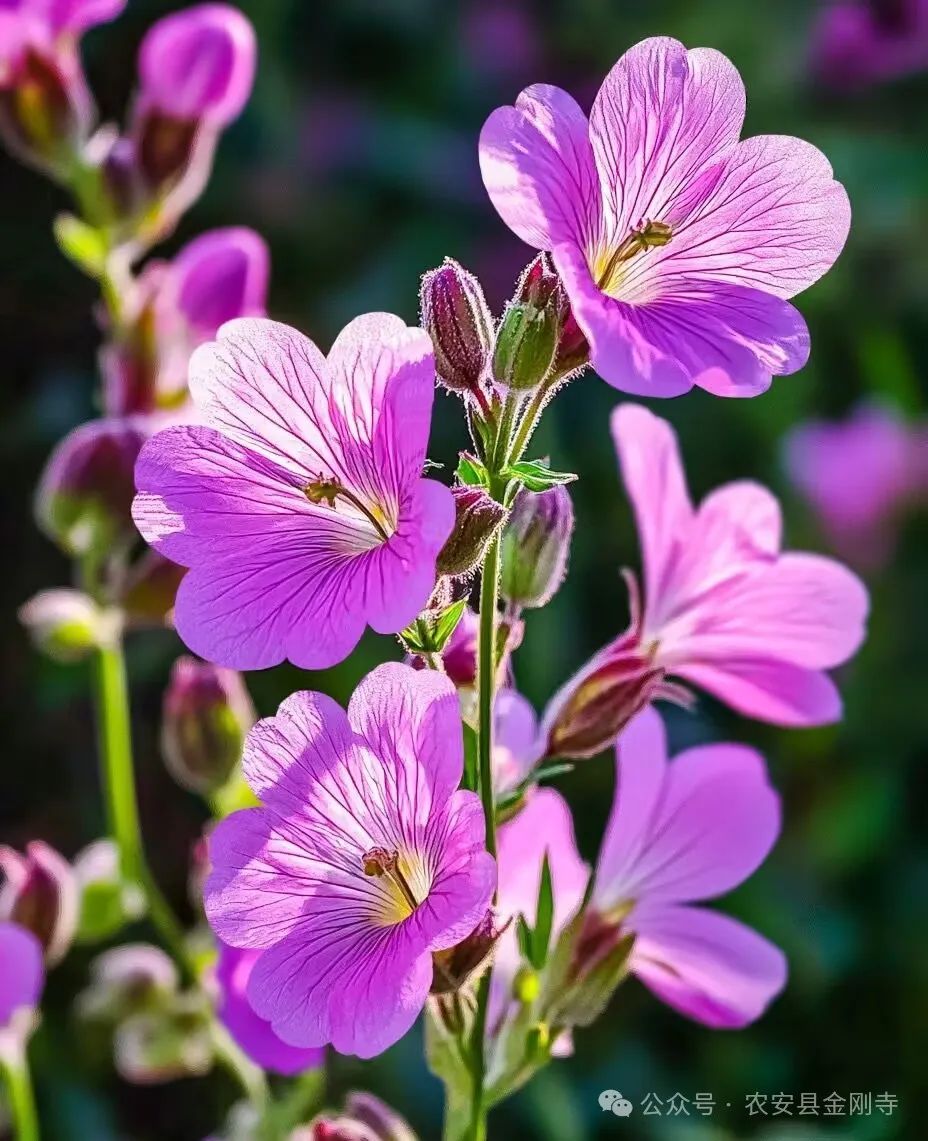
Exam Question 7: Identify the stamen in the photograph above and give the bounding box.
[362,846,421,914]
[303,475,392,542]
[596,218,673,293]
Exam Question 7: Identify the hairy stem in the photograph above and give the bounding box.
[0,1047,39,1141]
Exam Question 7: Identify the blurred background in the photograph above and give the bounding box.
[2,0,927,1138]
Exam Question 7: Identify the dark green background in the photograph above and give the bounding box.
[1,1,926,1138]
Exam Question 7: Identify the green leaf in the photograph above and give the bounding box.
[432,598,468,651]
[531,854,554,970]
[516,914,533,962]
[456,452,488,487]
[504,459,577,492]
[54,214,108,278]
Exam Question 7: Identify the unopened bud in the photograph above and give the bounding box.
[513,965,540,1004]
[541,632,666,760]
[73,839,145,942]
[513,253,588,380]
[19,589,108,663]
[493,302,558,391]
[120,551,186,628]
[436,485,507,576]
[307,1093,418,1141]
[420,258,494,397]
[431,911,500,995]
[36,418,146,558]
[114,991,213,1084]
[78,943,178,1021]
[161,657,255,795]
[501,485,573,609]
[0,842,77,966]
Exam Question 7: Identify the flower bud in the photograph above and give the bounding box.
[420,257,494,398]
[511,253,588,380]
[0,842,77,966]
[306,1093,417,1141]
[541,632,667,760]
[161,657,255,795]
[36,418,146,559]
[18,589,108,663]
[436,485,507,576]
[431,911,500,995]
[73,839,145,942]
[114,991,213,1084]
[500,485,574,609]
[78,943,178,1021]
[137,4,256,129]
[120,551,186,628]
[492,302,558,391]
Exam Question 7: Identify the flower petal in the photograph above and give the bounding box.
[347,662,464,811]
[643,134,851,301]
[629,903,787,1029]
[589,38,745,240]
[675,657,843,727]
[479,84,601,249]
[0,922,43,1025]
[173,228,269,339]
[611,403,693,610]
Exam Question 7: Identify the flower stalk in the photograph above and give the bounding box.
[0,1047,39,1141]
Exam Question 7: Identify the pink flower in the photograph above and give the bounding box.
[811,0,928,89]
[133,315,454,671]
[103,227,269,417]
[215,942,323,1075]
[493,688,541,796]
[784,402,925,571]
[0,921,44,1032]
[589,707,786,1028]
[205,664,495,1059]
[137,3,255,128]
[480,37,850,397]
[0,841,77,966]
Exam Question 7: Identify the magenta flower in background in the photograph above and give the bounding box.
[0,841,77,966]
[785,402,925,571]
[588,707,785,1028]
[104,227,269,417]
[215,942,323,1075]
[493,688,541,795]
[133,315,454,670]
[205,664,495,1058]
[137,3,255,128]
[491,789,588,1028]
[480,37,850,397]
[546,404,868,741]
[811,0,928,89]
[0,921,44,1033]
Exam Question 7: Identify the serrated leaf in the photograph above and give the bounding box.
[504,459,577,492]
[531,854,554,970]
[54,214,108,278]
[456,453,488,487]
[432,598,467,650]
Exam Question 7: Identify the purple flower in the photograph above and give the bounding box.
[590,707,786,1028]
[205,663,495,1058]
[104,227,269,417]
[0,921,43,1031]
[784,402,925,571]
[480,37,850,397]
[493,689,541,795]
[0,841,77,965]
[551,404,867,736]
[811,0,928,88]
[137,3,255,128]
[215,941,323,1075]
[133,315,455,671]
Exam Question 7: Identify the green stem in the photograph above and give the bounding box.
[209,1019,269,1112]
[92,635,191,980]
[1,1047,39,1141]
[507,379,553,467]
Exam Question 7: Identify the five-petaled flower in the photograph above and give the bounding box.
[480,37,851,397]
[132,315,455,670]
[543,404,868,751]
[588,707,786,1028]
[204,663,496,1059]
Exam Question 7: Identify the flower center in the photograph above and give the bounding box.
[362,846,429,925]
[303,476,394,543]
[594,218,673,298]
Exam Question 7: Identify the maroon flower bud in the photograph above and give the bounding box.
[36,418,147,559]
[431,910,501,994]
[161,657,255,795]
[436,485,508,576]
[541,631,668,760]
[420,258,494,402]
[0,841,77,966]
[306,1093,417,1141]
[18,589,108,663]
[500,485,574,609]
[120,550,186,628]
